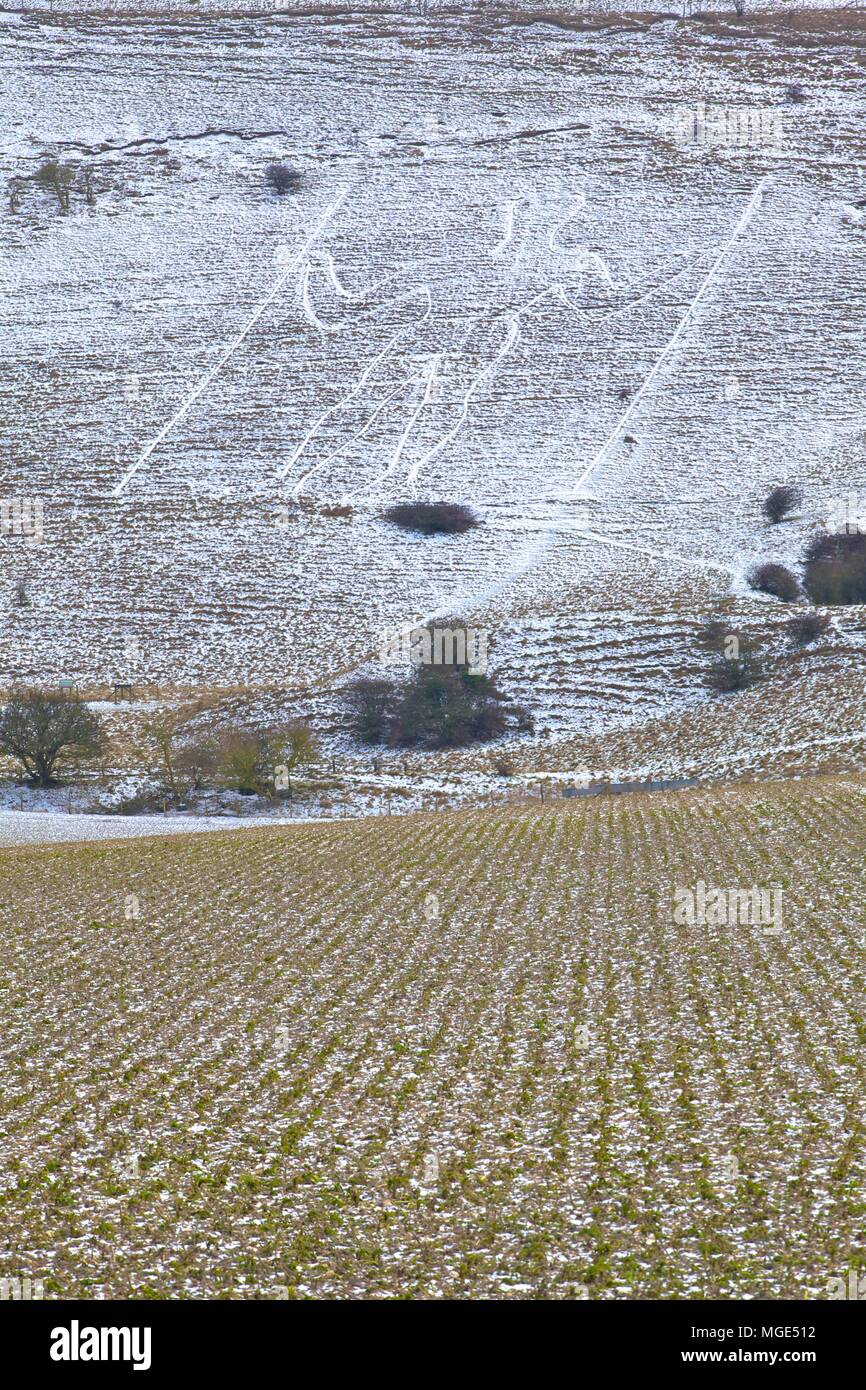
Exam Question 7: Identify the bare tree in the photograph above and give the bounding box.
[136,698,218,802]
[271,721,318,798]
[0,689,105,786]
[137,709,187,801]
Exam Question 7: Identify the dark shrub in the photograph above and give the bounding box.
[748,562,800,602]
[763,485,802,524]
[803,532,866,605]
[344,678,396,746]
[784,83,807,104]
[345,632,528,749]
[34,159,73,211]
[787,611,831,647]
[383,502,480,536]
[265,163,301,195]
[698,620,753,665]
[391,667,509,748]
[697,618,730,652]
[705,641,764,694]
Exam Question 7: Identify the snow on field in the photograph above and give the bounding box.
[2,4,866,803]
[3,778,866,1298]
[0,807,292,846]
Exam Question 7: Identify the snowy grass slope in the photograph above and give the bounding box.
[2,5,866,794]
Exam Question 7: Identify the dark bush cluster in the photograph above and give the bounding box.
[345,634,530,749]
[748,562,800,603]
[33,159,74,211]
[265,163,302,195]
[786,611,831,648]
[697,618,732,653]
[346,669,512,749]
[700,480,853,693]
[763,485,802,525]
[14,159,99,215]
[382,502,480,536]
[405,669,510,747]
[802,532,866,606]
[700,603,836,696]
[704,635,764,694]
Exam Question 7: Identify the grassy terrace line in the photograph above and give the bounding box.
[2,778,865,1299]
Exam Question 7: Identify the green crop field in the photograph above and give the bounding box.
[2,778,865,1299]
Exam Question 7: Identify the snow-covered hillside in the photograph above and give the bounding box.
[3,4,866,794]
